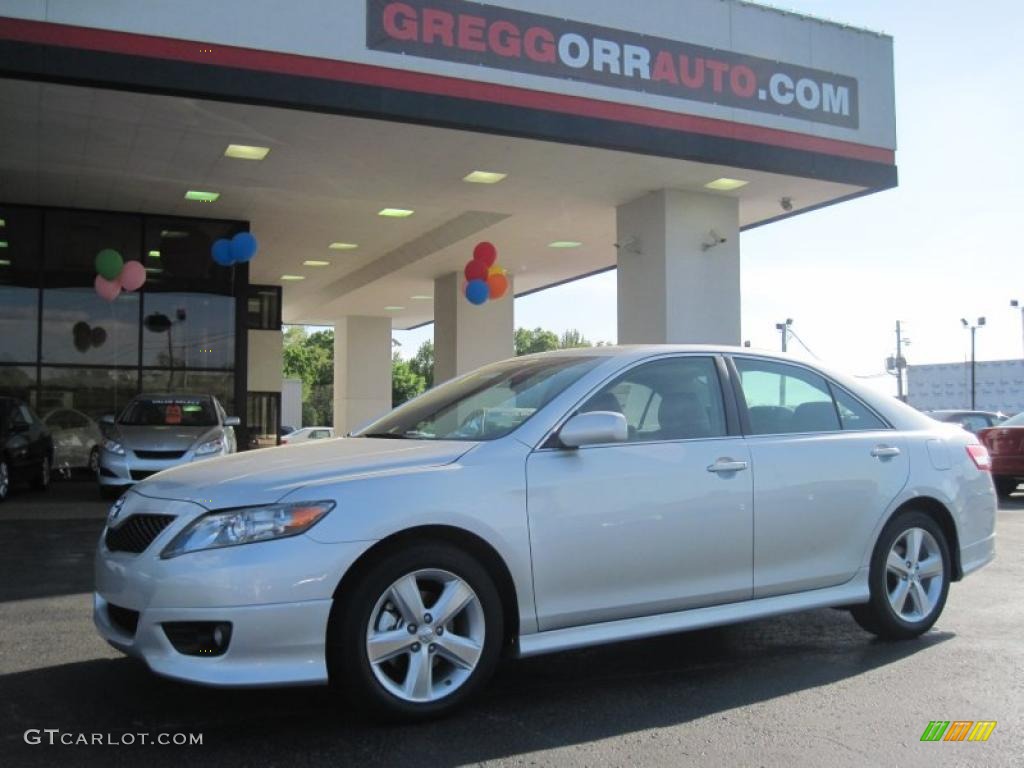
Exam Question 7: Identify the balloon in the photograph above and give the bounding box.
[230,232,258,263]
[72,321,91,353]
[90,326,107,348]
[94,274,122,302]
[488,265,504,277]
[120,260,146,291]
[212,238,234,266]
[95,249,124,280]
[465,279,489,305]
[473,241,497,267]
[487,272,509,300]
[464,259,488,282]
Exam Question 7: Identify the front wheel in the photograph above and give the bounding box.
[88,447,100,476]
[851,510,950,640]
[31,455,51,490]
[327,542,504,721]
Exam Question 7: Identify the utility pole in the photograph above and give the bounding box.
[961,316,986,410]
[894,321,909,403]
[775,319,793,405]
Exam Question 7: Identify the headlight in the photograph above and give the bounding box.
[160,501,335,558]
[103,438,125,455]
[194,437,224,456]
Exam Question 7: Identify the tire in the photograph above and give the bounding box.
[851,510,951,640]
[327,541,504,722]
[88,447,100,476]
[0,459,9,503]
[994,476,1018,499]
[31,454,51,490]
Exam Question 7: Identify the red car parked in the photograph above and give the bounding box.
[978,411,1024,498]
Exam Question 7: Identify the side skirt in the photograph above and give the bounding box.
[516,569,869,658]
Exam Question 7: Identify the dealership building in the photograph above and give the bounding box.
[0,0,896,444]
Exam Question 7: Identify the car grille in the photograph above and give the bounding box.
[107,603,140,637]
[134,449,186,460]
[130,470,158,481]
[105,514,175,554]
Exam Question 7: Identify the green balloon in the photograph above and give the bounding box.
[95,248,124,280]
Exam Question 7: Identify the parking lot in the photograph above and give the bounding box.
[0,480,1020,767]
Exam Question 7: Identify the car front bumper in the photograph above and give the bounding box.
[97,448,220,487]
[93,494,373,687]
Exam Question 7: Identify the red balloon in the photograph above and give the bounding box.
[473,241,497,267]
[487,273,509,300]
[464,259,489,282]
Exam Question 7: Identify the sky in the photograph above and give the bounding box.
[391,1,1024,395]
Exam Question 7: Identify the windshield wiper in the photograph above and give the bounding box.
[361,432,411,439]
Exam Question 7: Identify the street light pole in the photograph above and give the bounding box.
[775,319,793,404]
[961,316,986,410]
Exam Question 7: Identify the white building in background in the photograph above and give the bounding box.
[907,360,1024,414]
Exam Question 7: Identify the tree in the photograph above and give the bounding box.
[283,327,335,426]
[514,327,560,356]
[392,352,426,407]
[408,340,435,389]
[559,329,592,349]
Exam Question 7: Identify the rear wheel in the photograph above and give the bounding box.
[994,476,1018,499]
[0,460,9,502]
[31,455,51,490]
[852,510,950,640]
[327,542,503,721]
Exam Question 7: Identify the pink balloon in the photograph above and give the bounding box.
[120,260,146,292]
[94,274,122,302]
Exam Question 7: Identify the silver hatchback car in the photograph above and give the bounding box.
[97,394,239,498]
[94,347,996,720]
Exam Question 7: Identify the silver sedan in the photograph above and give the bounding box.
[94,347,996,720]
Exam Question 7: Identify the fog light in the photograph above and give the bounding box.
[162,621,233,656]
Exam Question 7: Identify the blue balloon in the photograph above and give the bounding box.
[212,238,234,266]
[230,232,258,263]
[465,279,489,305]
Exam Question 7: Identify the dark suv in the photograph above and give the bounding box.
[0,397,54,502]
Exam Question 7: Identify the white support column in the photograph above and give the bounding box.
[333,316,392,434]
[433,272,514,384]
[616,189,741,345]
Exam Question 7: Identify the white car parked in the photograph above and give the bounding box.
[42,408,103,475]
[280,426,334,444]
[94,347,997,720]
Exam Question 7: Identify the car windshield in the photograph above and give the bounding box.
[119,397,218,427]
[1002,411,1024,427]
[358,356,602,441]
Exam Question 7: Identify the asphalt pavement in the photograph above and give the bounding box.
[0,480,1020,767]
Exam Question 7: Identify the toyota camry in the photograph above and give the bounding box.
[94,347,996,720]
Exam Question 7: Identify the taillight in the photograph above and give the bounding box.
[966,444,992,471]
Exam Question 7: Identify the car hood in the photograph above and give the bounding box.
[114,425,218,451]
[131,437,477,508]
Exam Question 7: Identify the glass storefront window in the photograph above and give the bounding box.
[39,366,139,422]
[141,292,235,369]
[141,369,235,416]
[0,206,41,363]
[0,365,38,405]
[143,218,239,295]
[42,287,141,366]
[247,286,281,330]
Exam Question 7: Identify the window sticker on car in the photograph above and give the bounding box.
[165,404,183,425]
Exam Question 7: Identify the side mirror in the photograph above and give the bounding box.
[223,416,241,427]
[100,414,115,426]
[559,411,628,449]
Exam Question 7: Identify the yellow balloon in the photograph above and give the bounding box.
[488,265,504,277]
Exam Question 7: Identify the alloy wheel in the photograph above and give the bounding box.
[885,527,944,622]
[89,448,100,475]
[365,568,485,704]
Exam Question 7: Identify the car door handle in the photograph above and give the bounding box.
[871,445,901,458]
[707,459,749,473]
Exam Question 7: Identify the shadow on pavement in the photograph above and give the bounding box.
[1,610,952,767]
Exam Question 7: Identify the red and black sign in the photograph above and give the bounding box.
[367,0,859,129]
